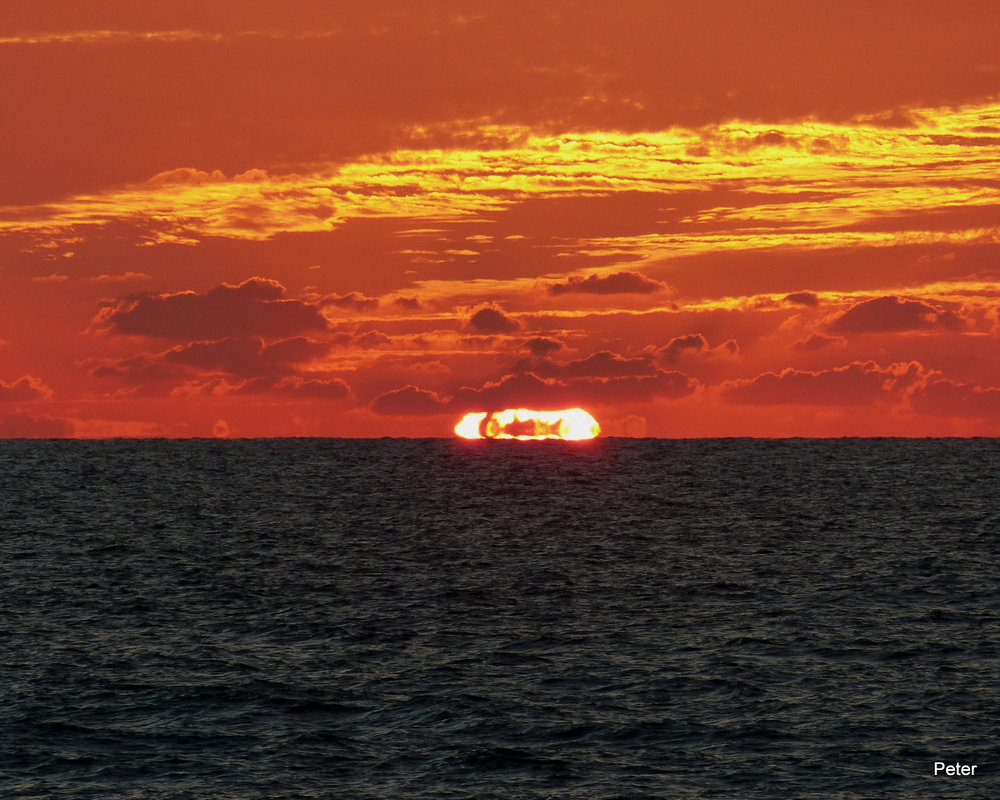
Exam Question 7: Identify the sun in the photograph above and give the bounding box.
[454,408,601,440]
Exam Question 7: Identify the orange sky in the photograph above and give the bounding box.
[2,0,999,437]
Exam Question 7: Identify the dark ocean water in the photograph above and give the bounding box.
[1,438,998,799]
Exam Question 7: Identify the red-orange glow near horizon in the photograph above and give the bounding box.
[455,408,601,440]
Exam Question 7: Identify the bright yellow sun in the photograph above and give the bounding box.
[454,408,600,440]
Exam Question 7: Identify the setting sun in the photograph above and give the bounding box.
[455,408,601,440]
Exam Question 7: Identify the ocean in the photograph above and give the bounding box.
[1,438,997,799]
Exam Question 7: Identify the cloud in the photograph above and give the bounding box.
[748,131,791,148]
[393,296,421,310]
[660,332,742,368]
[92,277,329,339]
[829,295,964,333]
[792,333,846,352]
[562,351,656,378]
[322,291,379,311]
[87,354,177,384]
[657,333,708,363]
[451,370,697,410]
[548,271,666,296]
[725,360,1000,422]
[32,272,151,285]
[87,271,152,283]
[163,336,331,376]
[91,336,332,388]
[371,369,698,416]
[853,108,927,129]
[239,375,352,399]
[0,412,73,437]
[530,351,657,379]
[343,330,393,349]
[7,3,1000,223]
[371,385,449,416]
[718,339,740,356]
[524,336,563,357]
[572,371,698,405]
[450,372,574,411]
[783,290,820,307]
[913,377,1000,420]
[0,375,53,402]
[468,303,521,334]
[171,375,353,400]
[145,167,227,187]
[722,361,923,406]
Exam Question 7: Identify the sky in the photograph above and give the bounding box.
[1,0,999,438]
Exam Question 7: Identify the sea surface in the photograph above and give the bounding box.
[1,438,998,799]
